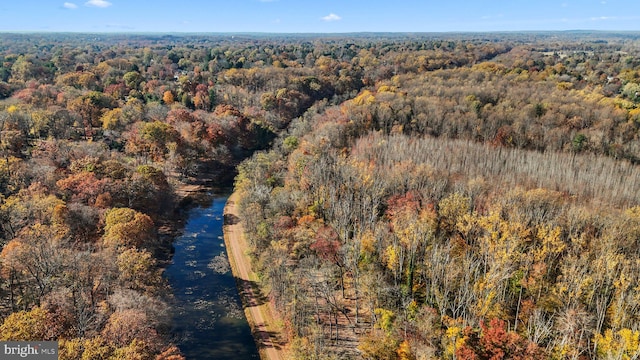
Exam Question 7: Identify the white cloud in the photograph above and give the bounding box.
[85,0,112,8]
[322,13,341,22]
[63,2,78,9]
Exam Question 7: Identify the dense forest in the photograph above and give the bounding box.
[234,32,640,359]
[0,32,374,359]
[1,31,640,359]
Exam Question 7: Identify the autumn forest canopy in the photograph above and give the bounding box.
[1,31,640,359]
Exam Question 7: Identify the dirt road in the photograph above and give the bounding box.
[223,192,287,360]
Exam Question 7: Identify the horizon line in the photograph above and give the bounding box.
[1,29,640,35]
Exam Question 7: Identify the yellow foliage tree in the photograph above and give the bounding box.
[438,192,470,234]
[396,340,416,360]
[443,325,466,360]
[79,337,113,360]
[110,339,152,360]
[595,328,640,360]
[0,306,51,340]
[162,91,175,105]
[374,308,396,333]
[101,108,123,130]
[58,338,83,360]
[116,247,164,294]
[102,207,155,249]
[358,329,400,360]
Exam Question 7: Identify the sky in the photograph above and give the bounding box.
[1,0,639,33]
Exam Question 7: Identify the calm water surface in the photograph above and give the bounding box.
[165,196,259,359]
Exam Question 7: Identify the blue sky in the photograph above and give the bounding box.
[1,0,639,33]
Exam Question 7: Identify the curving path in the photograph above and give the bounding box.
[223,192,286,360]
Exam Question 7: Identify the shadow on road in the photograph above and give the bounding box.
[224,213,240,225]
[235,277,269,307]
[252,329,285,350]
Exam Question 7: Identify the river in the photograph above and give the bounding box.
[165,195,260,359]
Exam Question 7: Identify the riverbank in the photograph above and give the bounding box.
[223,192,288,360]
